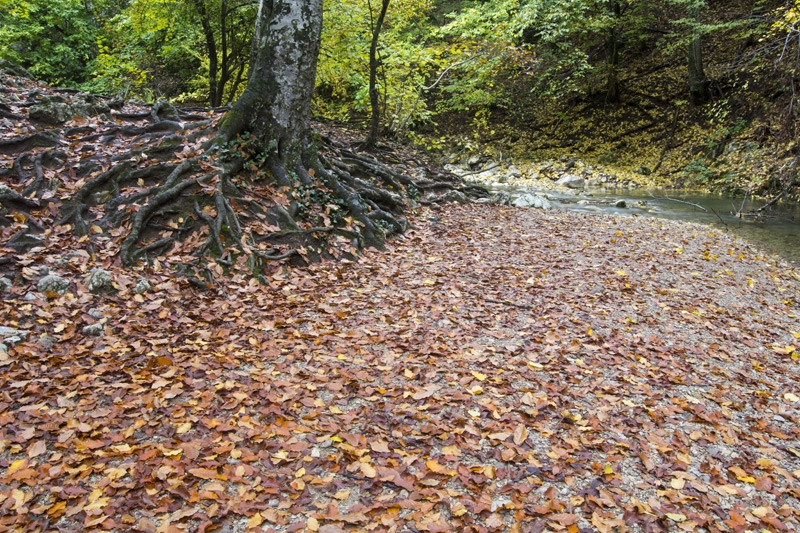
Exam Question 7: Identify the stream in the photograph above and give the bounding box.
[485,184,800,266]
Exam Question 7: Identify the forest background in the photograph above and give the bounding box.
[3,0,800,200]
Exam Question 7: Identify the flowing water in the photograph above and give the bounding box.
[488,185,800,265]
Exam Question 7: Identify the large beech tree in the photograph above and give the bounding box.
[0,0,476,276]
[2,0,477,277]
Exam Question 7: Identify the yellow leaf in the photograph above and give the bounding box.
[772,344,796,354]
[7,459,28,476]
[247,513,264,528]
[469,386,483,395]
[11,488,26,505]
[422,279,435,286]
[360,462,377,478]
[615,270,627,276]
[442,445,462,456]
[468,408,481,418]
[666,513,686,522]
[451,501,468,517]
[471,371,487,381]
[175,422,192,434]
[329,406,343,414]
[751,507,770,518]
[513,423,528,446]
[784,392,800,403]
[426,459,447,474]
[756,457,775,469]
[307,517,319,531]
[670,478,685,490]
[604,464,613,475]
[91,224,103,234]
[404,368,414,379]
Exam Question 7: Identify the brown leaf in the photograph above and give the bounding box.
[27,441,46,459]
[513,423,528,445]
[188,468,223,480]
[549,513,580,526]
[412,384,441,400]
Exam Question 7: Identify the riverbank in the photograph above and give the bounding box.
[2,202,799,531]
[447,158,800,266]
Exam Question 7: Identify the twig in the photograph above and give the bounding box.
[648,191,708,212]
[708,207,728,230]
[485,298,534,310]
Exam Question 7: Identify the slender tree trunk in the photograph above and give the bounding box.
[193,0,221,107]
[605,0,621,103]
[217,0,229,104]
[365,0,391,149]
[688,4,709,105]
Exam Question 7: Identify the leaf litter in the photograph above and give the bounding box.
[1,63,799,533]
[1,199,799,532]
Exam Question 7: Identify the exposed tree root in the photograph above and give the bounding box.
[0,74,487,282]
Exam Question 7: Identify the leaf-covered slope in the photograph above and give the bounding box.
[1,203,799,532]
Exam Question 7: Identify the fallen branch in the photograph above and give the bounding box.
[648,191,707,212]
[485,298,534,310]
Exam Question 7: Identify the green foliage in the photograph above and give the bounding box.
[88,0,204,99]
[683,156,713,184]
[316,0,441,132]
[0,0,117,86]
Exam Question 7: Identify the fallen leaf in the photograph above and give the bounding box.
[188,468,221,480]
[27,441,46,459]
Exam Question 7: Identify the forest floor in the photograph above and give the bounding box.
[2,204,800,533]
[2,71,800,533]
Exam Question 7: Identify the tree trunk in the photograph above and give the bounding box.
[365,0,391,149]
[219,0,322,173]
[605,0,621,103]
[688,4,709,105]
[193,0,221,107]
[216,0,388,249]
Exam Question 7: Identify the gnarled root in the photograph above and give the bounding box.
[2,88,484,280]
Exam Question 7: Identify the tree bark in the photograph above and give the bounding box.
[605,0,621,103]
[687,4,709,105]
[219,0,322,170]
[365,0,391,149]
[193,0,221,107]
